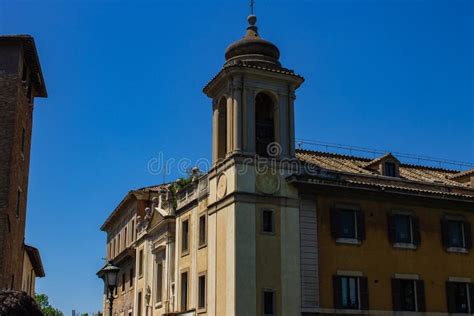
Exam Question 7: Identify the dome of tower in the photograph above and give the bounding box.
[224,15,281,67]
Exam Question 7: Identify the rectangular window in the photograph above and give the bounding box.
[447,282,473,313]
[16,189,21,217]
[138,249,143,277]
[262,210,274,233]
[137,291,142,316]
[21,128,26,155]
[156,262,163,304]
[448,220,465,248]
[182,219,189,254]
[385,162,397,177]
[199,215,207,247]
[121,273,126,293]
[131,220,135,241]
[333,275,368,310]
[331,208,365,242]
[394,215,412,243]
[341,277,359,309]
[181,272,188,311]
[400,280,416,311]
[263,290,275,316]
[339,210,356,239]
[392,279,425,312]
[198,274,206,309]
[129,268,134,288]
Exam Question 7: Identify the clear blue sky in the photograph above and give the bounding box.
[1,0,473,314]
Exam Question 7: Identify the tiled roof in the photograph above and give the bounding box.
[449,168,474,180]
[295,149,474,200]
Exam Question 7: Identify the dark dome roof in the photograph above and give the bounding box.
[224,15,281,67]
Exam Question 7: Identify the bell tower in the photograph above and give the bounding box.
[202,9,305,316]
[204,13,304,163]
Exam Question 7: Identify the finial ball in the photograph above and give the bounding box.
[247,14,257,26]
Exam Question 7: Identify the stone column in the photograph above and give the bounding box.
[212,100,219,163]
[233,76,242,153]
[273,95,281,157]
[227,93,234,156]
[278,93,290,159]
[288,88,296,158]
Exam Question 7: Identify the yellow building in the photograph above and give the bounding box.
[99,11,474,316]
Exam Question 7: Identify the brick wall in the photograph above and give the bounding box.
[0,43,34,290]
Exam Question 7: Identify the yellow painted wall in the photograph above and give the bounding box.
[255,204,282,316]
[216,206,228,316]
[317,195,474,312]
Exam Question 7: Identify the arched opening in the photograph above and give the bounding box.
[217,97,227,160]
[255,92,275,157]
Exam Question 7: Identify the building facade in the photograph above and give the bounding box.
[99,13,474,316]
[0,35,47,291]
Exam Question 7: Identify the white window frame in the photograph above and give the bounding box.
[336,209,360,245]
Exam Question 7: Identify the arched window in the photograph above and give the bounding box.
[217,97,228,160]
[255,93,275,157]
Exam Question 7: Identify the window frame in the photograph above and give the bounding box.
[384,162,397,177]
[262,288,276,316]
[392,277,425,312]
[129,267,134,289]
[389,211,420,249]
[181,218,190,256]
[180,270,189,312]
[198,213,207,248]
[121,272,126,293]
[198,272,207,312]
[261,209,275,235]
[138,249,144,278]
[155,259,163,306]
[442,215,471,253]
[331,206,365,245]
[448,220,466,249]
[448,281,471,313]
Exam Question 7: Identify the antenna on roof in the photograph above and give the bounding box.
[250,0,255,15]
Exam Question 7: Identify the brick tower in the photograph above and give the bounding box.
[0,35,47,290]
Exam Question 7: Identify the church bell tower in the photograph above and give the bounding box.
[204,13,304,163]
[202,9,305,316]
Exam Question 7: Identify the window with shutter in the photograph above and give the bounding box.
[387,214,396,244]
[446,282,470,313]
[412,217,421,246]
[392,279,422,311]
[416,280,426,312]
[464,221,472,250]
[446,281,457,313]
[391,279,401,311]
[333,275,343,309]
[359,277,369,310]
[356,211,366,241]
[469,283,474,314]
[334,275,364,310]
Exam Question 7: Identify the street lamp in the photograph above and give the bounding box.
[98,262,120,316]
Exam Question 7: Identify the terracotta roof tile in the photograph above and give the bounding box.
[296,149,474,200]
